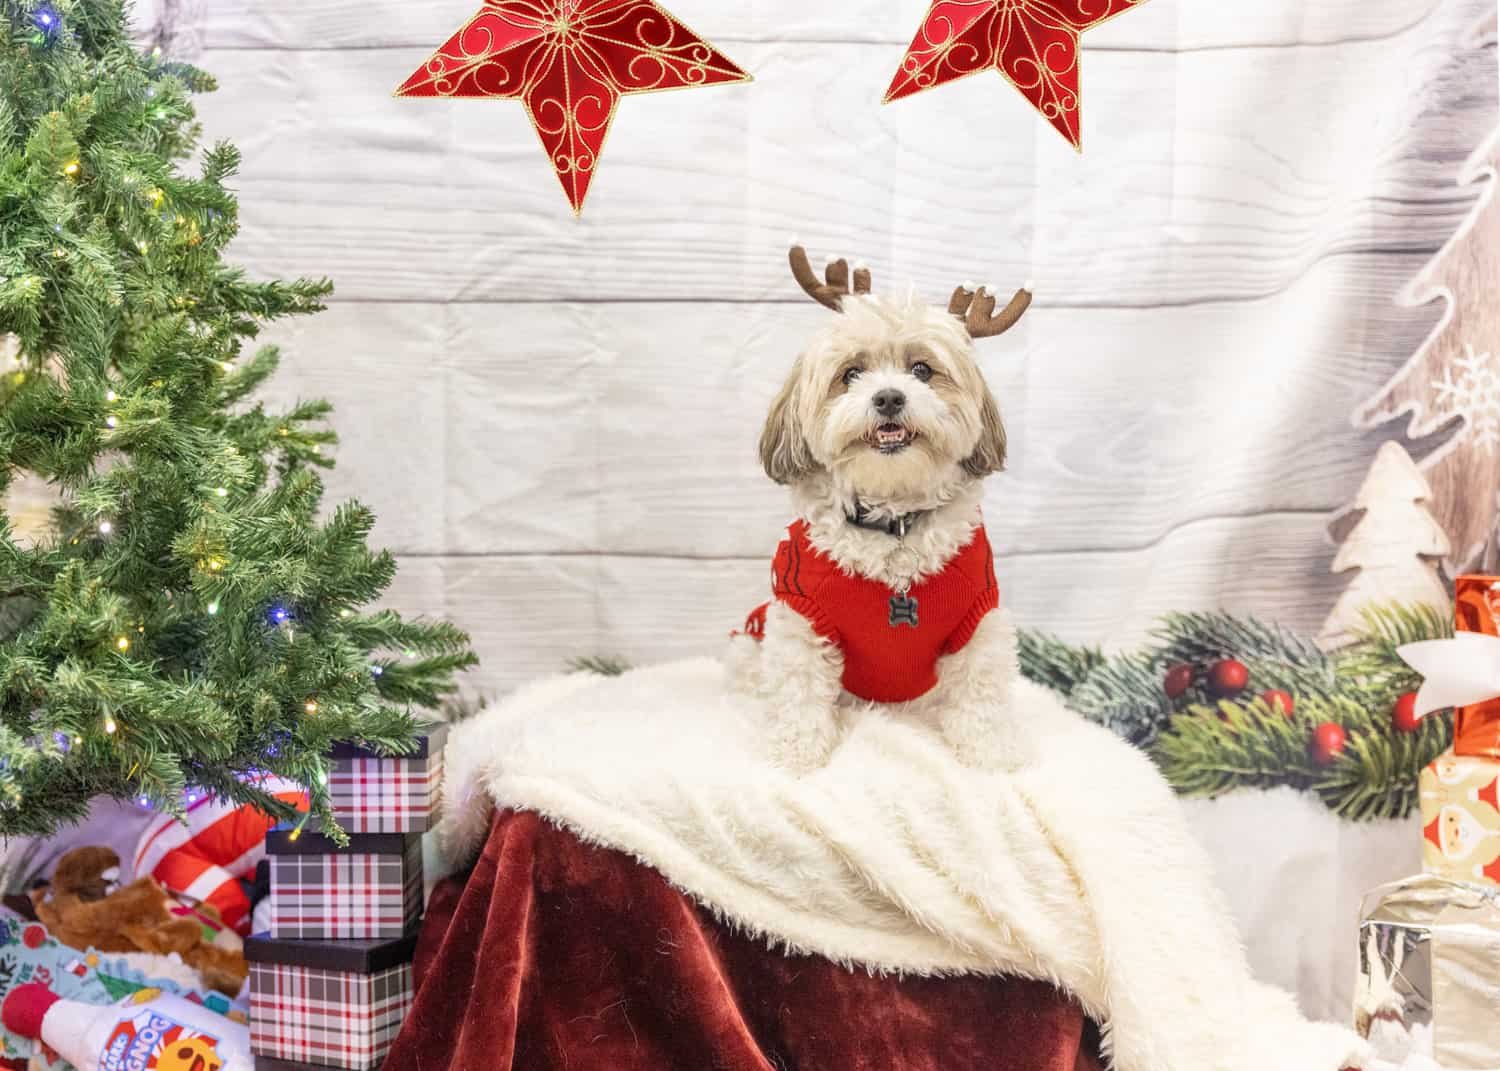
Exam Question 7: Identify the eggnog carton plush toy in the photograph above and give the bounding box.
[1,982,251,1071]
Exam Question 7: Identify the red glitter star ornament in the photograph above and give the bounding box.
[397,1,751,213]
[884,0,1150,150]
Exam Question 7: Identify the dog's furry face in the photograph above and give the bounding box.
[760,293,1006,501]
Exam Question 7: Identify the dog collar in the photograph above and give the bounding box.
[844,501,931,538]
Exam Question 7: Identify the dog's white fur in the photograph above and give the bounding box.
[728,291,1026,772]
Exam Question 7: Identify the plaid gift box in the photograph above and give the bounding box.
[328,726,446,834]
[266,828,422,940]
[246,933,416,1071]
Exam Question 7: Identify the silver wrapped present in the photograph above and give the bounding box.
[1357,875,1500,1069]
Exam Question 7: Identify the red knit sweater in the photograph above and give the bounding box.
[741,519,1000,704]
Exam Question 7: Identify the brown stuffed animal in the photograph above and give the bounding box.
[30,846,248,995]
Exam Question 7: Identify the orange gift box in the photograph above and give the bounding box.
[1421,750,1500,889]
[1454,575,1500,758]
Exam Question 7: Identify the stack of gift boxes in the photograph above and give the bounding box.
[245,726,446,1071]
[1355,576,1500,1069]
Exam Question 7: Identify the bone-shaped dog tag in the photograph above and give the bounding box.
[889,594,919,629]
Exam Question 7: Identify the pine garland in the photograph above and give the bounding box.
[0,0,476,840]
[1020,603,1454,820]
[568,654,631,677]
[1067,653,1173,747]
[1014,628,1103,696]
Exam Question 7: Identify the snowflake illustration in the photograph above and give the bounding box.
[1432,344,1500,453]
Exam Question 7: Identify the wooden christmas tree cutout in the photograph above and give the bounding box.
[1357,124,1500,571]
[1320,441,1451,649]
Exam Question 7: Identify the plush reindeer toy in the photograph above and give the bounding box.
[729,246,1033,773]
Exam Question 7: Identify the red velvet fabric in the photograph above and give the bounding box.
[386,809,1105,1071]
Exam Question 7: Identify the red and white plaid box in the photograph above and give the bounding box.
[266,828,422,940]
[246,932,416,1071]
[329,726,446,833]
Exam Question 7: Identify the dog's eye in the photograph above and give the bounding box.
[910,362,934,383]
[841,367,863,386]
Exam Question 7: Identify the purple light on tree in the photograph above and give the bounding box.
[32,5,61,38]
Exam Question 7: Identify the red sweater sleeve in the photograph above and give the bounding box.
[941,583,1000,656]
[770,531,840,645]
[941,527,1000,655]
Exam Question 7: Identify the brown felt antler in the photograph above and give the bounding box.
[789,245,872,311]
[948,283,1033,339]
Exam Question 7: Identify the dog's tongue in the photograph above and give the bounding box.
[876,424,910,447]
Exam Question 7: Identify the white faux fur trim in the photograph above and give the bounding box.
[438,659,1367,1071]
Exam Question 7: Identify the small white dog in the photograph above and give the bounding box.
[729,246,1034,773]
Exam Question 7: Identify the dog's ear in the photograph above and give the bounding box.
[962,387,1007,478]
[759,371,816,485]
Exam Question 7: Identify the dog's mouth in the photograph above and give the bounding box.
[865,423,918,454]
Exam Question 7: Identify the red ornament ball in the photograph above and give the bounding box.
[1310,723,1347,766]
[21,925,45,950]
[1261,690,1295,717]
[1163,664,1195,700]
[1392,692,1422,734]
[1208,659,1250,697]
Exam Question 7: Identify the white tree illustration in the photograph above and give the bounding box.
[1320,442,1452,648]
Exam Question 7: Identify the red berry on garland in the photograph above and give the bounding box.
[1208,659,1249,697]
[1392,692,1422,734]
[1163,664,1195,700]
[1261,690,1294,716]
[1310,723,1347,766]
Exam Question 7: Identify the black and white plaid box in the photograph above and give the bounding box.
[328,726,446,834]
[266,827,422,940]
[246,932,417,1071]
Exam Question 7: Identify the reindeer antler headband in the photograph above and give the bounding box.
[788,245,1032,339]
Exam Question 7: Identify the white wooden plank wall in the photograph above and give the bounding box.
[161,0,1498,700]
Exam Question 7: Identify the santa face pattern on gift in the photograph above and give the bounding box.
[1436,804,1498,863]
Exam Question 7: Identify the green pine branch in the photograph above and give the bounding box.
[568,654,631,677]
[1015,628,1104,696]
[1021,602,1455,820]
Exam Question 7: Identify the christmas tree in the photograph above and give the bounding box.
[1356,125,1500,570]
[0,0,475,839]
[1318,442,1451,649]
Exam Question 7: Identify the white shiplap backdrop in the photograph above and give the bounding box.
[167,0,1500,700]
[145,0,1497,1023]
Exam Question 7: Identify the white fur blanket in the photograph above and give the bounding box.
[439,658,1367,1071]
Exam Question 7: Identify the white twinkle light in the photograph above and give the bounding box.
[98,521,112,535]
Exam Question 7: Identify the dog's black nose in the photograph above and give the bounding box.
[873,389,906,417]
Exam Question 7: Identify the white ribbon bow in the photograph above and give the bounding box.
[1398,631,1500,720]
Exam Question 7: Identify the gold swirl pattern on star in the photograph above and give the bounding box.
[884,0,1150,149]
